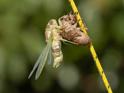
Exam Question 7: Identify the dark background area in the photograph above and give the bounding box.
[0,0,124,93]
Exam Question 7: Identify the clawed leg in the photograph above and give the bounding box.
[61,38,77,45]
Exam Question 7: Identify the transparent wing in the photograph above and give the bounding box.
[35,40,51,80]
[47,46,53,65]
[28,44,49,79]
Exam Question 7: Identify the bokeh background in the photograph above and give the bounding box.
[0,0,124,93]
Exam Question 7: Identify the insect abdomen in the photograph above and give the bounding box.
[52,40,63,68]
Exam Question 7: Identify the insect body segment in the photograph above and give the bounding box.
[52,31,63,68]
[45,19,58,42]
[46,19,63,68]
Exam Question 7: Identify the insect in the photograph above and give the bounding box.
[28,19,64,80]
[28,12,91,80]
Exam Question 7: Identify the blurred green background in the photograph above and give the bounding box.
[0,0,124,93]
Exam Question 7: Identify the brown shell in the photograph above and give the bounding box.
[59,12,91,45]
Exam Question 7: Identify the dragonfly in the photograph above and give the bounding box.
[28,12,91,80]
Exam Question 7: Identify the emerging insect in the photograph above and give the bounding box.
[28,19,64,80]
[28,12,91,80]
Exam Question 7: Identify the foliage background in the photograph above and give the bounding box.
[0,0,124,93]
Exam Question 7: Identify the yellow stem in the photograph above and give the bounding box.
[68,0,113,93]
